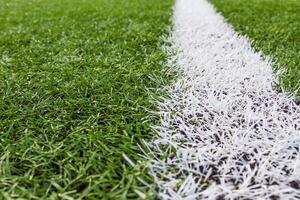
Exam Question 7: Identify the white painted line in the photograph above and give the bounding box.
[147,0,300,199]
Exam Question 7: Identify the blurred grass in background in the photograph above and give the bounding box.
[210,0,300,98]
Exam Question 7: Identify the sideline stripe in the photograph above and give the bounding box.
[147,0,300,199]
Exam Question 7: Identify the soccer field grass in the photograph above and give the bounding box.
[1,0,300,199]
[210,0,300,98]
[0,0,172,198]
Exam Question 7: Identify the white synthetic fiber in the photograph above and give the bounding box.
[147,0,300,199]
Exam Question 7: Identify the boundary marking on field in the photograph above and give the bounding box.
[146,0,300,199]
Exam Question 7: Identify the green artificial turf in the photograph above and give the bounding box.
[0,0,172,198]
[210,0,300,97]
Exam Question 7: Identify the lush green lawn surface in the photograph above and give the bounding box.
[0,0,172,198]
[210,0,300,97]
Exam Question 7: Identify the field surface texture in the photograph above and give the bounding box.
[210,0,300,97]
[0,0,172,198]
[147,0,300,199]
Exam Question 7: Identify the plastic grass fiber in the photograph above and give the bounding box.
[146,0,300,199]
[0,0,172,198]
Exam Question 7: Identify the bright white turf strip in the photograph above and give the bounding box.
[146,0,300,199]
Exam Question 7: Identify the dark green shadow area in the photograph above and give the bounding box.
[0,0,172,198]
[210,0,300,98]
